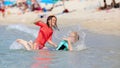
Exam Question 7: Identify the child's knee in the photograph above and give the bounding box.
[16,39,20,42]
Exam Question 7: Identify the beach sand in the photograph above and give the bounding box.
[0,0,120,36]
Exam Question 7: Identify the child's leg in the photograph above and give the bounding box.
[28,40,35,50]
[16,39,31,50]
[27,42,39,50]
[33,43,39,50]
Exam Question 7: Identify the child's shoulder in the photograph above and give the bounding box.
[61,40,68,43]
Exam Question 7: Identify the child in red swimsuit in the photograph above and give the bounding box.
[16,15,58,50]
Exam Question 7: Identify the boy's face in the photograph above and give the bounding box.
[69,33,77,43]
[69,32,79,43]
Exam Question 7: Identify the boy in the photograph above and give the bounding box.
[56,32,79,51]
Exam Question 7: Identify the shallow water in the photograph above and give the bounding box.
[0,25,120,68]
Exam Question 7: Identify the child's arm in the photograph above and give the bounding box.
[47,40,57,48]
[63,38,73,51]
[47,35,57,48]
[33,18,45,27]
[67,40,73,51]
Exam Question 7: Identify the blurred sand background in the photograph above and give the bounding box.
[0,0,120,36]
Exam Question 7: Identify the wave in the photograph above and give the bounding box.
[6,24,38,37]
[9,40,24,50]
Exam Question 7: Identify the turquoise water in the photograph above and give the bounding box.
[0,24,120,68]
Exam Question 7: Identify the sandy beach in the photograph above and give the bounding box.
[0,0,120,36]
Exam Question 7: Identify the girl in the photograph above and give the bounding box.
[16,15,58,50]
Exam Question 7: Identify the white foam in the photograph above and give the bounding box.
[6,24,38,37]
[75,44,87,51]
[74,31,87,51]
[9,41,24,50]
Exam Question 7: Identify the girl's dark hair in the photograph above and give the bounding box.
[46,15,59,30]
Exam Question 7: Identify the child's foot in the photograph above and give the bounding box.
[16,39,22,43]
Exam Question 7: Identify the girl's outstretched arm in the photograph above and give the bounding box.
[47,40,57,48]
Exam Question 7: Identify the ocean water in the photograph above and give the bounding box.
[0,24,120,68]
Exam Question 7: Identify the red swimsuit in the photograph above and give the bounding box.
[34,21,53,49]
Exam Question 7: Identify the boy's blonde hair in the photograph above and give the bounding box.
[70,32,79,41]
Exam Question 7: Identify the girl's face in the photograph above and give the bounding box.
[51,17,57,26]
[49,17,57,27]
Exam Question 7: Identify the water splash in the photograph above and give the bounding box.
[9,41,24,50]
[7,24,87,51]
[6,24,38,37]
[53,25,87,51]
[74,31,87,51]
[6,24,38,50]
